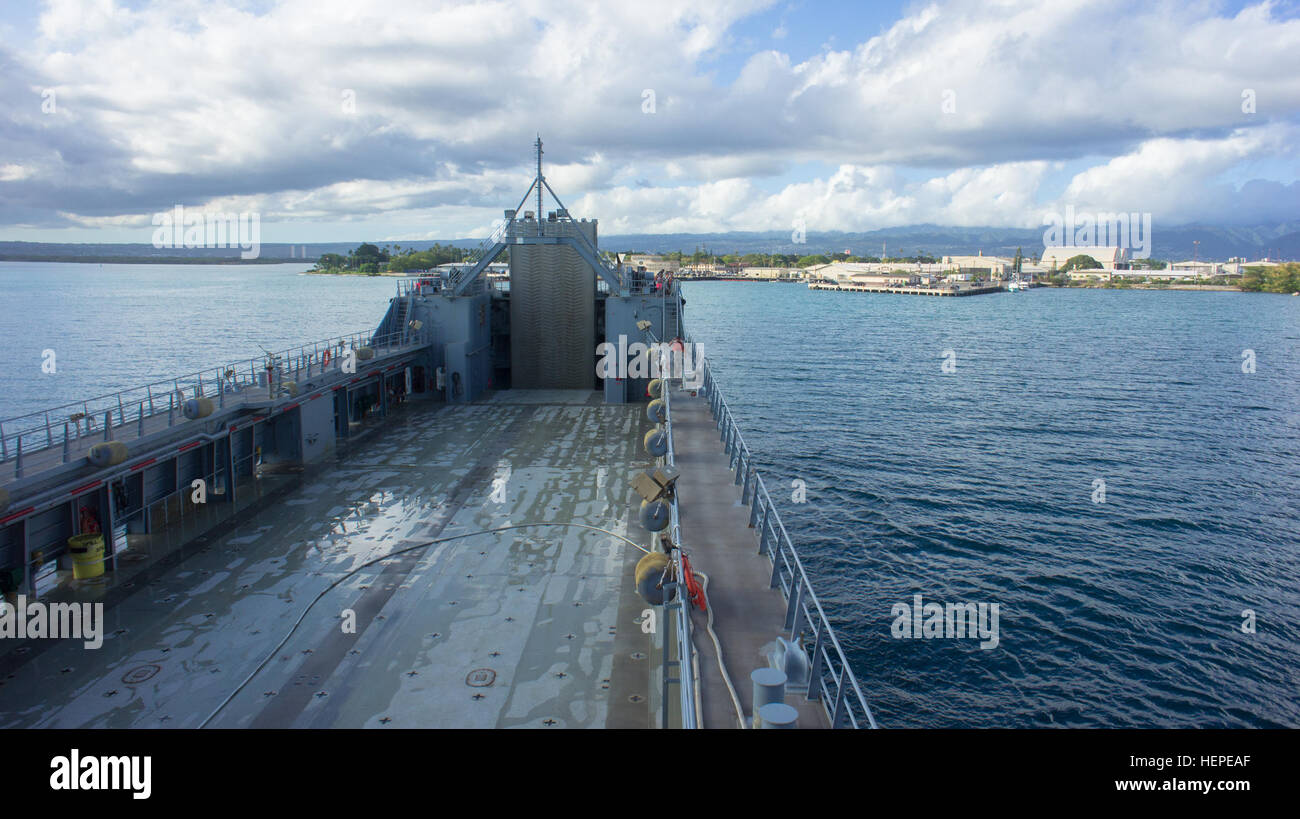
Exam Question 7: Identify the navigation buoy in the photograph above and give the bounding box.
[647,379,664,399]
[640,498,670,532]
[634,551,673,605]
[643,429,668,457]
[646,399,666,423]
[87,441,128,467]
[183,397,214,420]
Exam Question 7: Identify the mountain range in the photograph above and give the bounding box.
[2,222,1297,263]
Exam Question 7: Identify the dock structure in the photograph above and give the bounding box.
[808,282,1006,296]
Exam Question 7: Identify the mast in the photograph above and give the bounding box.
[535,136,544,221]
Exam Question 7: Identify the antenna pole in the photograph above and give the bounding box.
[535,136,544,221]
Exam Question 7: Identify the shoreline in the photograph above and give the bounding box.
[0,256,306,265]
[304,269,413,276]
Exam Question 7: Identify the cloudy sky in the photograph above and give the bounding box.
[1,0,1298,243]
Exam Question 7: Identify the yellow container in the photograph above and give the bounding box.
[68,534,105,580]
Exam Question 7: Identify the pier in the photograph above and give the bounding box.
[808,282,1007,296]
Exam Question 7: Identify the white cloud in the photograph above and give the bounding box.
[0,0,1297,240]
[0,164,33,182]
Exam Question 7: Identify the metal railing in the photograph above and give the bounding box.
[657,368,698,729]
[447,220,511,292]
[692,348,878,729]
[1,328,424,476]
[396,275,442,297]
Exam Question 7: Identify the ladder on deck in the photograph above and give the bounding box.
[663,293,682,339]
[392,296,410,343]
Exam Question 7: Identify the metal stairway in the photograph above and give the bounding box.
[392,296,410,342]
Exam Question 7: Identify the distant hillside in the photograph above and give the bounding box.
[601,222,1300,262]
[3,221,1297,264]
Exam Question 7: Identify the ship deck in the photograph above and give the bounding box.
[0,391,661,728]
[671,385,831,729]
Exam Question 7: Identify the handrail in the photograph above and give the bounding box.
[660,362,698,728]
[447,220,510,292]
[1,327,425,471]
[691,347,878,729]
[645,332,698,729]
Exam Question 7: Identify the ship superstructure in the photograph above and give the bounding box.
[0,143,874,729]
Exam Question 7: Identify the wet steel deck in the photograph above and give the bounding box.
[0,391,660,728]
[671,385,830,729]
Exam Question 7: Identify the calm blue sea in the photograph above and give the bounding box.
[0,262,395,422]
[681,281,1300,728]
[1,264,1296,727]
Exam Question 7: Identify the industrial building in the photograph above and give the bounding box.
[1041,246,1130,270]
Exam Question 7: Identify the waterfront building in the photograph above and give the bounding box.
[1041,245,1129,270]
[942,253,1013,276]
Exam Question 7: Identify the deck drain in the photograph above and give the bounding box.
[630,652,646,660]
[628,694,644,703]
[121,664,161,684]
[466,668,496,687]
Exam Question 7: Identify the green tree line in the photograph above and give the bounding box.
[621,250,938,268]
[1240,262,1300,293]
[312,242,467,275]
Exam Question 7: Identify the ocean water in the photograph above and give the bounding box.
[1,264,1296,727]
[0,262,396,422]
[680,281,1300,728]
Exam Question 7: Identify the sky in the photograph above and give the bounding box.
[1,0,1299,243]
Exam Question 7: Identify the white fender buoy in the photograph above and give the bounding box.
[355,346,375,361]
